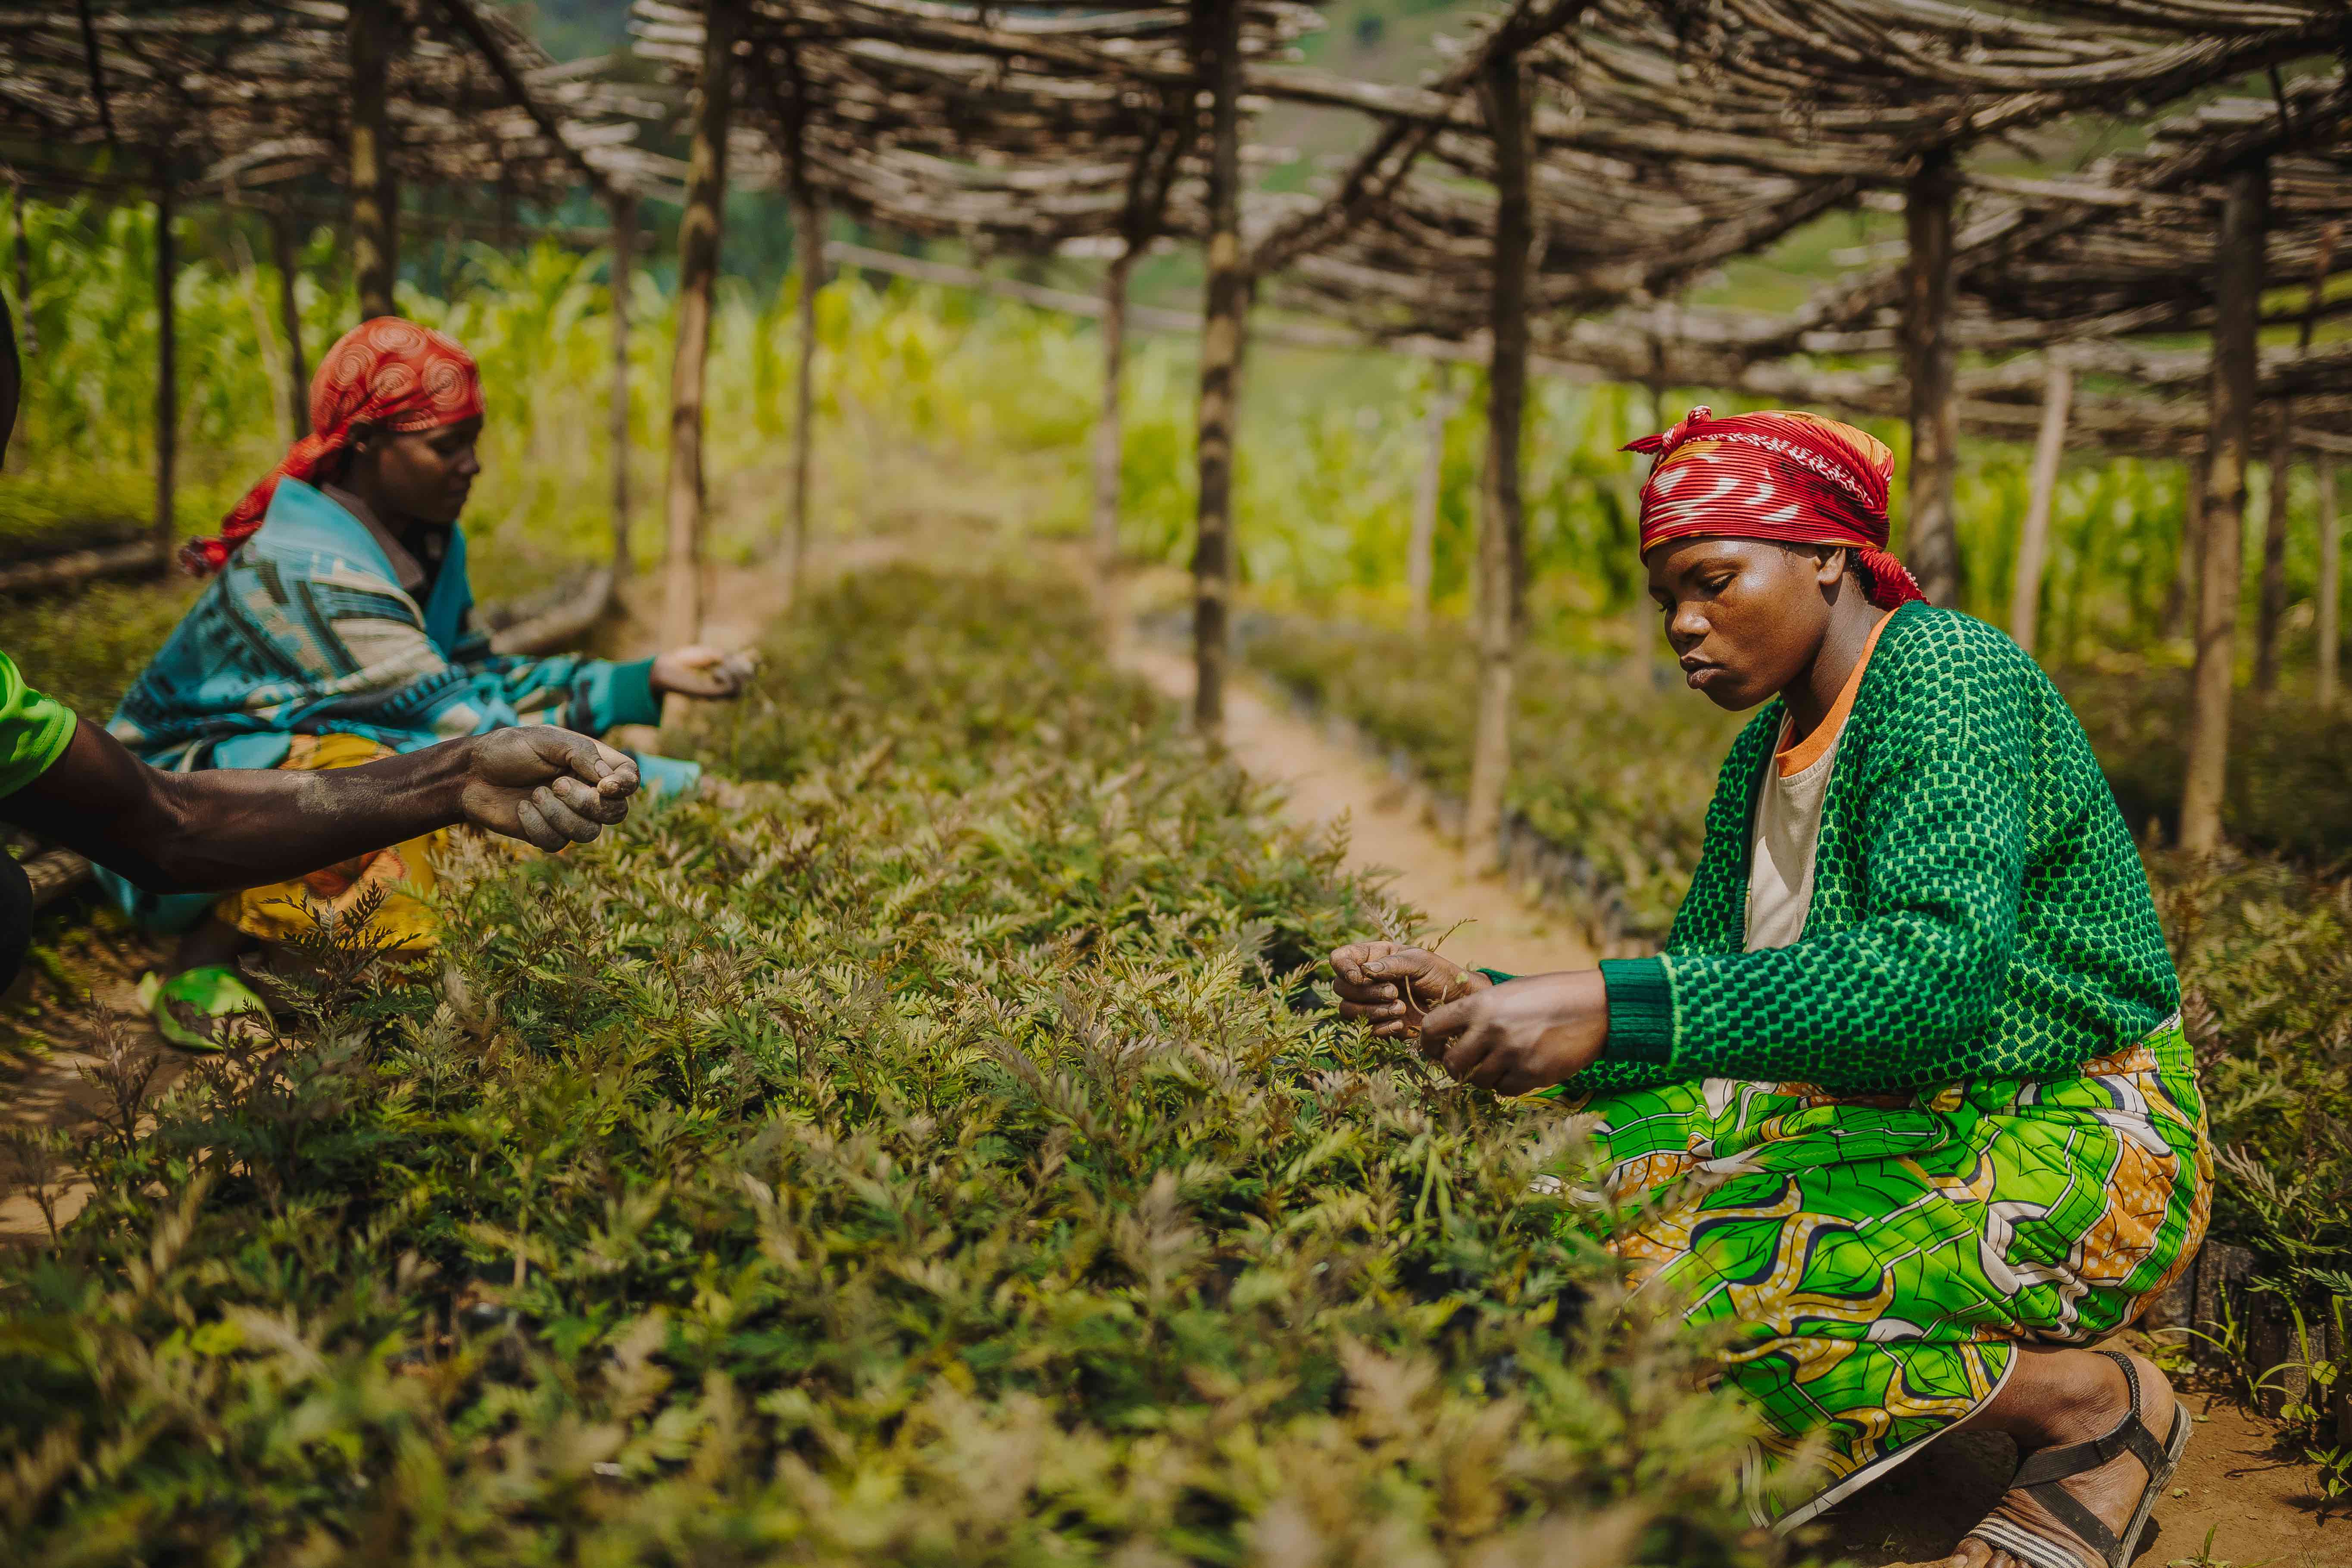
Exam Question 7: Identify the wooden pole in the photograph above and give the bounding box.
[1407,364,1458,634]
[608,192,635,577]
[2180,162,2266,856]
[1465,54,1532,872]
[268,204,310,436]
[1189,0,1246,734]
[2008,361,2073,657]
[789,187,823,592]
[152,153,176,564]
[662,0,735,681]
[1093,247,1134,575]
[2320,456,2341,711]
[1904,146,1962,609]
[2254,406,2293,694]
[348,0,398,322]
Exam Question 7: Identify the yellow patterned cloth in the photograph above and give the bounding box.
[1558,1016,2209,1527]
[213,733,451,950]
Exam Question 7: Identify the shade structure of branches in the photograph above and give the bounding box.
[629,0,1326,252]
[0,1,669,204]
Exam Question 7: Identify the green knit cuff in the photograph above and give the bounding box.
[1474,968,1517,985]
[1599,957,1674,1065]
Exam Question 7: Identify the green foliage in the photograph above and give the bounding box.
[1240,615,1744,944]
[2155,856,2352,1301]
[2063,670,2352,859]
[0,565,1777,1566]
[0,574,199,718]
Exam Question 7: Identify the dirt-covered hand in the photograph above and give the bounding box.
[1329,941,1490,1038]
[459,728,641,851]
[652,645,758,700]
[1416,969,1608,1096]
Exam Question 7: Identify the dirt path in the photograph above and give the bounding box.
[1116,640,1591,976]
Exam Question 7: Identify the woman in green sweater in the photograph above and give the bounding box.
[1331,409,2204,1568]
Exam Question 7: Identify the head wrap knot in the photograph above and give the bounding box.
[1623,405,1924,609]
[184,316,484,574]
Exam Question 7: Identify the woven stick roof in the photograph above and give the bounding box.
[0,1,669,201]
[631,0,1329,252]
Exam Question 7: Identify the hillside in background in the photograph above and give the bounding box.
[525,0,633,59]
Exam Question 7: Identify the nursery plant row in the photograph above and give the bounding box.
[0,565,1782,1566]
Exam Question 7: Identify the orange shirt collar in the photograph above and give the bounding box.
[1776,610,1894,778]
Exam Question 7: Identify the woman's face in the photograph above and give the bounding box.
[1643,536,1843,711]
[353,415,482,524]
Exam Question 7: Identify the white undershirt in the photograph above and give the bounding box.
[1743,609,1892,951]
[1745,722,1843,951]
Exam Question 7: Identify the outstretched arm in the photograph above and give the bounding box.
[3,719,640,895]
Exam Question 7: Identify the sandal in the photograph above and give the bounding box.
[136,965,271,1054]
[1969,1349,2191,1568]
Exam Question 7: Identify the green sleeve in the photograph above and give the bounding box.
[0,650,77,800]
[1479,967,1685,1096]
[1621,694,2034,1093]
[569,656,663,731]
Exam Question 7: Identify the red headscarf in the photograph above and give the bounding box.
[185,316,485,574]
[1623,406,1925,610]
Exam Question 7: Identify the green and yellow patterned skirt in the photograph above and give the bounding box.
[1559,1018,2209,1527]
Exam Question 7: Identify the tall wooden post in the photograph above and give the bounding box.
[2181,162,2266,855]
[663,0,736,674]
[2320,456,2342,710]
[789,187,823,591]
[2254,407,2294,693]
[1904,146,1961,608]
[1189,0,1247,733]
[268,204,309,435]
[152,154,176,564]
[348,0,398,322]
[1093,247,1134,575]
[608,193,636,576]
[2008,360,2073,657]
[1408,364,1459,633]
[1465,55,1532,871]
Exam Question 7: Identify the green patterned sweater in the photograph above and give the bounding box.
[1583,602,2179,1095]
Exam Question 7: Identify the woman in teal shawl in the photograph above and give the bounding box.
[106,317,751,1044]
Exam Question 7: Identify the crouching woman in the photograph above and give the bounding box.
[1331,409,2205,1568]
[103,317,750,1046]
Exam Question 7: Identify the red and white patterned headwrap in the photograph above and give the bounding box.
[185,316,485,574]
[1624,406,1924,610]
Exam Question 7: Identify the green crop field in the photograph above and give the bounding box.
[0,565,1787,1562]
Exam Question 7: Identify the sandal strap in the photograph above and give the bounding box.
[2017,1477,2123,1567]
[1998,1352,2168,1568]
[2010,1351,2167,1487]
[1972,1515,2101,1568]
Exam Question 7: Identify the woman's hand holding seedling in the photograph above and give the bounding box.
[653,645,759,700]
[1329,942,1490,1037]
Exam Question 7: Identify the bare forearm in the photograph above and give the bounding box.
[4,720,474,894]
[141,742,475,891]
